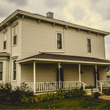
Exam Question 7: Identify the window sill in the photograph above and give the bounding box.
[13,44,18,47]
[0,81,3,83]
[12,80,17,82]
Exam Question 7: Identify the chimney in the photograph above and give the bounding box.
[46,12,53,18]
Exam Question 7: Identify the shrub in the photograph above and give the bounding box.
[0,82,34,103]
[103,87,110,95]
[94,92,100,99]
[0,82,87,103]
[0,83,12,102]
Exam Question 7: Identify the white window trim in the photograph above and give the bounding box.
[56,32,63,50]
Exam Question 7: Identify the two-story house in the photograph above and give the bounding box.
[0,9,110,94]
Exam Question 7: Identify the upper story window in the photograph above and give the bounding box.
[13,26,17,45]
[3,33,6,49]
[57,33,62,49]
[87,39,91,53]
[0,62,3,80]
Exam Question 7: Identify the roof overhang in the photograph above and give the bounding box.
[17,58,110,66]
[0,9,110,36]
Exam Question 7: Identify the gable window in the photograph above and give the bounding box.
[0,62,3,80]
[3,33,6,49]
[57,33,62,49]
[87,39,91,53]
[13,26,17,45]
[13,60,16,80]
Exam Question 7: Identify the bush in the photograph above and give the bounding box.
[0,82,87,103]
[103,87,110,95]
[0,82,34,103]
[0,83,12,102]
[94,92,100,99]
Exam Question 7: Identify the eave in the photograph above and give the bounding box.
[0,9,110,36]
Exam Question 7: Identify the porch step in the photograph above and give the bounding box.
[86,88,100,95]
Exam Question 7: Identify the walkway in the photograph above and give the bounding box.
[99,95,110,100]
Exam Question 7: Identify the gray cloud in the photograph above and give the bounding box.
[5,0,29,6]
[71,6,86,21]
[90,0,110,20]
[43,0,68,9]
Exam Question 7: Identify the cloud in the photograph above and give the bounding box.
[90,0,110,20]
[5,0,29,6]
[70,6,86,21]
[43,0,68,9]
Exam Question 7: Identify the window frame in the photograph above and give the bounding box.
[13,26,17,46]
[0,62,3,81]
[13,60,16,80]
[87,38,91,53]
[56,32,63,49]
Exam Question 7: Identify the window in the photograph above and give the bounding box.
[13,60,16,80]
[0,62,3,80]
[13,26,17,45]
[3,33,6,49]
[87,39,91,53]
[57,33,62,49]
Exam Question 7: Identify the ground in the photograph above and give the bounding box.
[0,97,110,109]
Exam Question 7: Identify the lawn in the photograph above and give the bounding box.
[0,97,110,109]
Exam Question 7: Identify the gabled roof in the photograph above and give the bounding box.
[0,9,110,36]
[18,53,110,65]
[0,52,10,56]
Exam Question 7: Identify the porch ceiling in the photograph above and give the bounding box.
[17,53,110,66]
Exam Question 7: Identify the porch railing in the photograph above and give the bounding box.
[96,80,103,93]
[100,80,110,88]
[25,81,86,93]
[97,80,110,93]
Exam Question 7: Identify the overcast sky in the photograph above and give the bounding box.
[0,0,110,60]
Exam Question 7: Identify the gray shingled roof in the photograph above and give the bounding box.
[19,53,110,63]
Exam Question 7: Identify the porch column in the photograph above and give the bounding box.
[95,65,97,88]
[58,63,61,89]
[79,64,81,82]
[33,62,36,93]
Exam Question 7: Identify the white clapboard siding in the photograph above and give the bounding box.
[21,18,105,59]
[0,26,11,53]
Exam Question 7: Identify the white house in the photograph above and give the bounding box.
[0,9,110,94]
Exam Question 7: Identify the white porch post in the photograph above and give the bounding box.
[58,63,60,89]
[95,65,97,88]
[33,62,36,93]
[79,64,81,88]
[79,64,81,82]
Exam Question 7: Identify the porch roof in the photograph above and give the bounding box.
[18,53,110,65]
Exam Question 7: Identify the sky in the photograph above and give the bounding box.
[0,0,110,60]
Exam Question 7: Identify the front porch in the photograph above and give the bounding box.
[20,62,107,94]
[17,53,110,94]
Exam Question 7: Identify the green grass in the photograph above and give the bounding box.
[0,97,110,109]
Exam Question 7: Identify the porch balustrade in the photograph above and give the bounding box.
[97,80,110,93]
[100,80,110,87]
[25,81,86,93]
